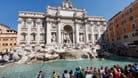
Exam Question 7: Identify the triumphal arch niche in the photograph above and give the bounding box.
[63,25,73,44]
[17,0,106,51]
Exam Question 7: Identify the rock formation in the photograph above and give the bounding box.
[0,46,99,65]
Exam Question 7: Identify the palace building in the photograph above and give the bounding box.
[107,0,138,57]
[17,0,106,51]
[107,0,138,47]
[0,24,17,53]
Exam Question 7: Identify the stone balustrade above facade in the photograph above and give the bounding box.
[19,11,45,18]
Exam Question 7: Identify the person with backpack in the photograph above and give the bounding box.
[74,67,83,78]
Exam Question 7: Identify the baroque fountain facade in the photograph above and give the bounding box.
[13,0,107,63]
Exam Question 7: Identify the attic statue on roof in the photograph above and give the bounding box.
[61,0,73,9]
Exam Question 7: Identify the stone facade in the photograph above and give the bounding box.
[17,0,106,51]
[0,24,17,53]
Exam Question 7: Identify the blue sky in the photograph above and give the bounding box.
[0,0,135,30]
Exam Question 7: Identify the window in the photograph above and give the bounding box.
[42,21,45,27]
[32,46,35,51]
[33,34,36,41]
[132,32,138,37]
[121,20,126,25]
[123,28,127,32]
[124,35,128,39]
[116,24,119,28]
[130,8,133,13]
[129,16,134,21]
[10,43,12,46]
[21,33,26,41]
[3,43,8,46]
[115,19,117,22]
[132,33,135,37]
[33,20,36,27]
[3,39,8,41]
[124,20,126,24]
[31,33,36,41]
[135,32,138,36]
[132,24,136,30]
[23,19,26,27]
[23,35,26,41]
[7,30,9,32]
[95,34,98,40]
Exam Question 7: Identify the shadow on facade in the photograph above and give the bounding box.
[93,29,108,54]
[98,30,138,61]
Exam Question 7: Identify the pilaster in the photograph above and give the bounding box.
[27,18,32,45]
[92,25,95,45]
[84,20,89,43]
[17,18,22,46]
[75,20,79,44]
[36,19,41,45]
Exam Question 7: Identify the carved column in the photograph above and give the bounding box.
[75,20,79,44]
[91,22,95,45]
[27,18,32,45]
[17,18,23,46]
[57,18,61,45]
[36,19,41,45]
[84,20,89,43]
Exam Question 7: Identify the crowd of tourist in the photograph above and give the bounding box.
[52,63,138,78]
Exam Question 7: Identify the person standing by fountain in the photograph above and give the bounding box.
[53,70,60,78]
[99,66,105,78]
[37,71,45,78]
[62,70,70,78]
[69,70,75,78]
[74,67,83,78]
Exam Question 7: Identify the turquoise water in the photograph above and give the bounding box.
[0,56,138,78]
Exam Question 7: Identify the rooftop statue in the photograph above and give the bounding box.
[61,0,73,9]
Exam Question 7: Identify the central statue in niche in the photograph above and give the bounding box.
[63,25,73,44]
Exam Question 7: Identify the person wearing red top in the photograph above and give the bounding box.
[113,68,120,78]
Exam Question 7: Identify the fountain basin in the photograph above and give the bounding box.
[0,55,138,78]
